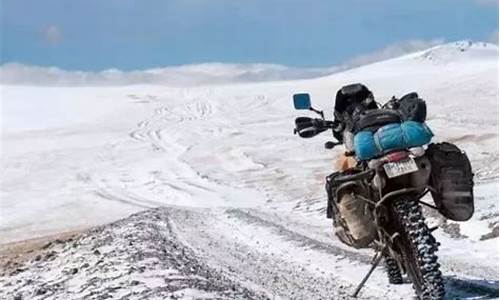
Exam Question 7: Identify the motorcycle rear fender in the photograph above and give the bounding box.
[410,156,432,187]
[386,156,431,189]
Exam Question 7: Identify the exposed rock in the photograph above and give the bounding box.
[441,222,468,239]
[480,224,499,241]
[0,209,267,300]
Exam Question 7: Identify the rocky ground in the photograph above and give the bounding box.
[0,210,267,300]
[1,207,498,300]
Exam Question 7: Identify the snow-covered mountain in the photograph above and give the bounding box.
[0,62,337,86]
[1,41,498,299]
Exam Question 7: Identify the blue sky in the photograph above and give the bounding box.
[1,0,498,71]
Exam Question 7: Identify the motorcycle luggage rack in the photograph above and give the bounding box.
[375,187,421,209]
[375,185,436,211]
[331,169,375,184]
[416,187,439,210]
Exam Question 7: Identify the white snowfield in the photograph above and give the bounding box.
[1,41,498,299]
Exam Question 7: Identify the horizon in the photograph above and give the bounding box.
[1,39,497,86]
[2,39,497,72]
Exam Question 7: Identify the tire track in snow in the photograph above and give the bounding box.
[167,207,382,300]
[223,208,499,299]
[225,208,371,264]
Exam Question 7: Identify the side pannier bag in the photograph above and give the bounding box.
[325,169,376,248]
[426,142,474,221]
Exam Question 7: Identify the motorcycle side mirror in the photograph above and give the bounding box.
[293,93,311,110]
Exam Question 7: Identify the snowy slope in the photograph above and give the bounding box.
[1,41,498,299]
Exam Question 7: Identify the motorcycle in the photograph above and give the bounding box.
[292,93,445,299]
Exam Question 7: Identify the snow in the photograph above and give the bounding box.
[0,62,337,86]
[0,40,498,299]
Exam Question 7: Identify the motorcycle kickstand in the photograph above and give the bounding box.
[352,249,385,298]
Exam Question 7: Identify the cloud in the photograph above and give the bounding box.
[9,38,494,87]
[44,25,63,45]
[345,39,446,67]
[0,63,338,86]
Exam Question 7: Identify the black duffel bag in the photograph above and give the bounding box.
[427,142,474,221]
[385,92,427,122]
[351,108,402,134]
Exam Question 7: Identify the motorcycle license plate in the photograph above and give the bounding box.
[383,158,419,178]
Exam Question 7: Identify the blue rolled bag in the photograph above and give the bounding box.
[354,121,434,160]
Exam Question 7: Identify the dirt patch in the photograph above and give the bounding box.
[0,230,83,277]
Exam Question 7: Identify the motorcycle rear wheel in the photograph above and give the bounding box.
[393,196,445,300]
